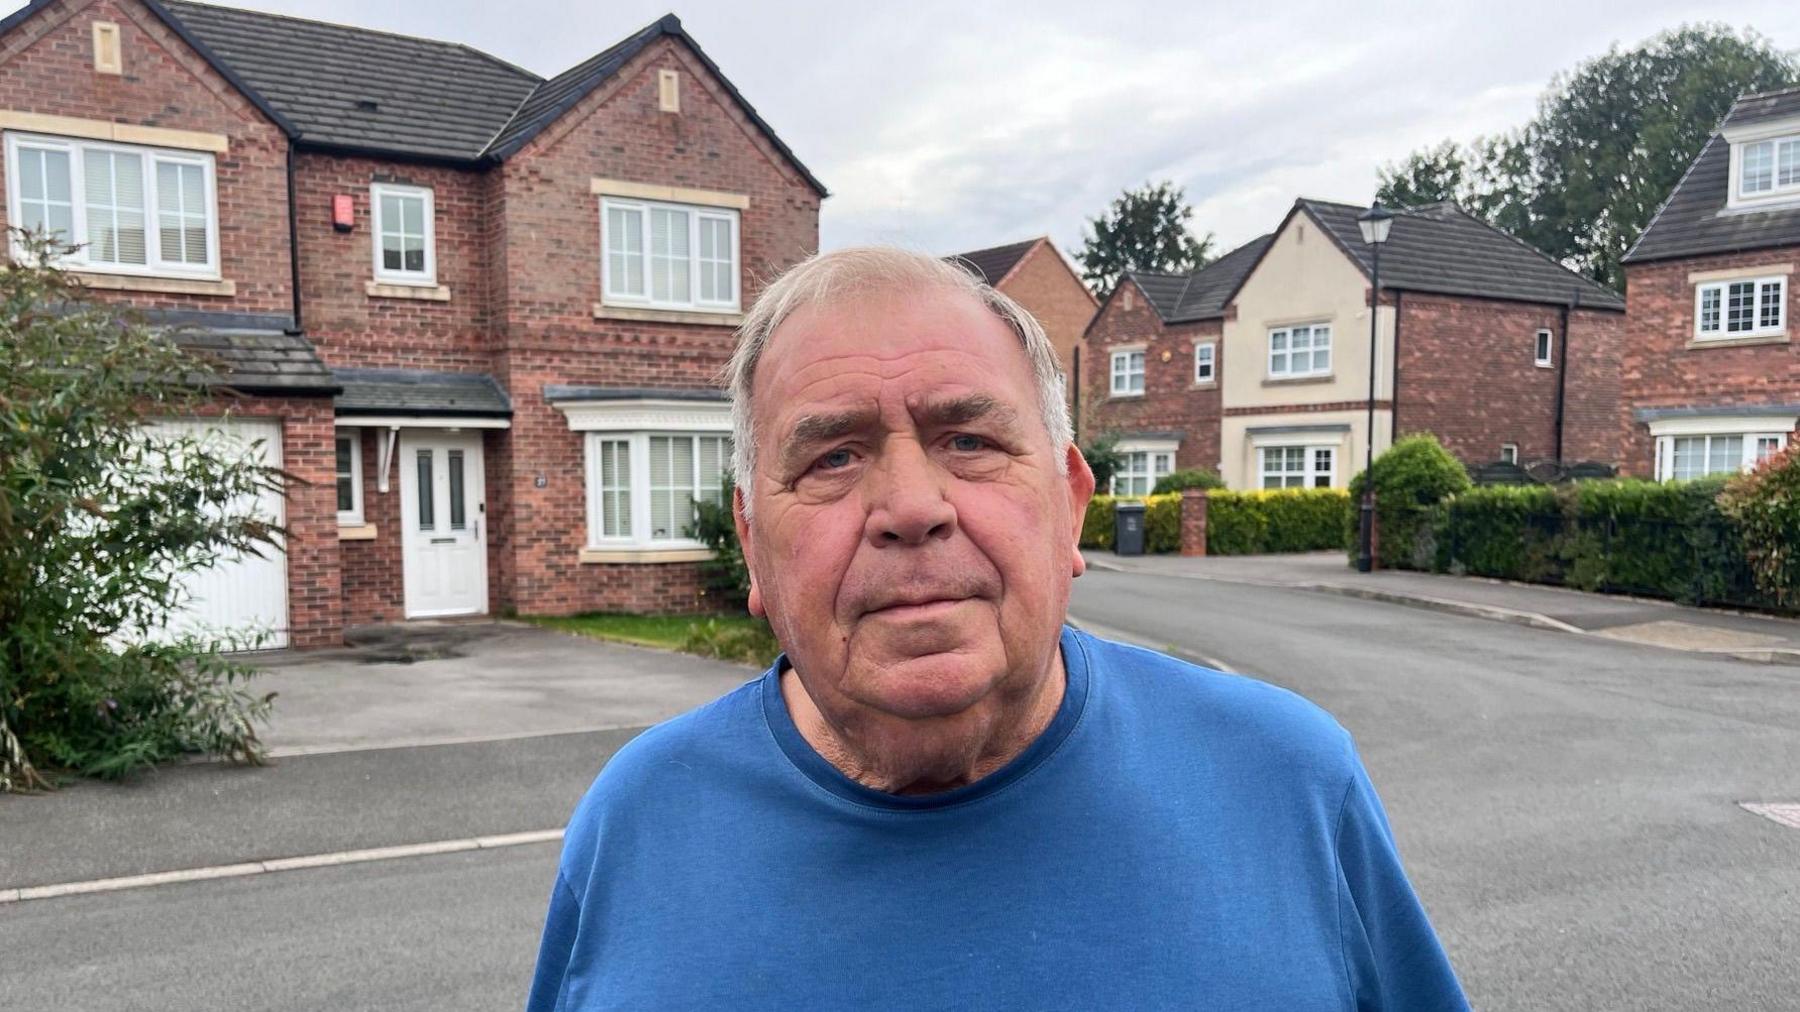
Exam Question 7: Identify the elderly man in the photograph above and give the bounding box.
[527,248,1467,1010]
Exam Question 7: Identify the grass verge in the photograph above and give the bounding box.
[526,613,781,667]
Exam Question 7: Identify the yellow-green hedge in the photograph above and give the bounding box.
[1079,489,1351,555]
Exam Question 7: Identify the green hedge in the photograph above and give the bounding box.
[1348,434,1472,568]
[1391,476,1770,608]
[1078,489,1351,555]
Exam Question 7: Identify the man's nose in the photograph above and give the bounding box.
[864,440,957,547]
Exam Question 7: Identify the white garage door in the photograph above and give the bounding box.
[145,418,290,650]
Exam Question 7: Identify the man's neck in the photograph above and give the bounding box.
[780,651,1067,795]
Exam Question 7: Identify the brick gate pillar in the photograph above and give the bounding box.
[1179,489,1209,557]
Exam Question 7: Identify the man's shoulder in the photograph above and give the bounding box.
[1074,628,1356,776]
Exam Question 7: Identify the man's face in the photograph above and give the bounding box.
[736,284,1094,783]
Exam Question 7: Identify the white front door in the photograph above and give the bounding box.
[400,430,488,618]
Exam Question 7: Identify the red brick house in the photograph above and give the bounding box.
[0,0,823,646]
[949,236,1097,414]
[1084,200,1623,493]
[1620,87,1800,479]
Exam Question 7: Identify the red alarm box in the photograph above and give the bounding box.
[332,194,355,232]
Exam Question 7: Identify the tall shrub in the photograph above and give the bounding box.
[690,477,751,609]
[1720,444,1800,606]
[1348,435,1472,568]
[1,235,282,790]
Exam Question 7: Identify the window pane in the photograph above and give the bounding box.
[402,195,423,235]
[696,436,728,509]
[336,437,355,513]
[448,450,466,530]
[416,450,434,530]
[1727,282,1756,332]
[1743,141,1774,193]
[17,146,73,242]
[86,151,148,265]
[404,237,425,273]
[1756,436,1782,464]
[1699,286,1721,332]
[156,162,208,265]
[1271,331,1288,352]
[651,208,690,303]
[1760,281,1783,330]
[649,435,696,540]
[598,439,632,539]
[1781,139,1800,187]
[1707,435,1742,475]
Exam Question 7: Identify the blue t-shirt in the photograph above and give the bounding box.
[528,627,1468,1011]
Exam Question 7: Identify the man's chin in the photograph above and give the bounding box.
[849,648,1001,721]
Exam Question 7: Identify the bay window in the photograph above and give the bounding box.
[1656,431,1787,481]
[584,432,731,547]
[1110,442,1176,497]
[5,132,218,276]
[600,196,738,311]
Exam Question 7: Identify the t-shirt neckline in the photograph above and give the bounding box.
[759,625,1091,812]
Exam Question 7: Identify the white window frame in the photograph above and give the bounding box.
[583,431,732,549]
[1193,341,1216,384]
[1267,322,1332,379]
[1534,329,1554,367]
[335,429,364,526]
[598,196,740,312]
[1733,135,1800,203]
[1110,347,1146,397]
[1654,431,1788,481]
[1500,443,1520,465]
[1109,442,1177,497]
[1258,444,1337,489]
[4,131,220,278]
[1694,276,1786,340]
[370,182,435,286]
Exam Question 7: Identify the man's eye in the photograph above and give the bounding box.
[949,434,987,452]
[815,448,853,471]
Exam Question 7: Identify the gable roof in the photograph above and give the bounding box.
[0,1,823,188]
[1296,199,1624,311]
[1624,86,1800,265]
[1121,233,1275,324]
[949,238,1042,286]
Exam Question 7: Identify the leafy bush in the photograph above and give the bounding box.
[2,234,280,791]
[1347,434,1473,568]
[1151,468,1225,495]
[1719,444,1800,606]
[690,477,751,609]
[680,618,782,667]
[1428,476,1762,607]
[1207,489,1352,555]
[1144,494,1182,553]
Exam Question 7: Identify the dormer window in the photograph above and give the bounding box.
[1732,133,1800,204]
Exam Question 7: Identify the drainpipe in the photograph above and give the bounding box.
[286,141,303,333]
[1071,346,1082,445]
[1553,288,1577,464]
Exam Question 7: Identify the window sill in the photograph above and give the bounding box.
[338,523,378,541]
[70,272,235,297]
[1534,362,1555,369]
[592,303,742,327]
[1190,380,1217,390]
[1262,374,1335,386]
[1109,391,1145,399]
[1687,333,1789,349]
[579,547,715,564]
[367,281,450,302]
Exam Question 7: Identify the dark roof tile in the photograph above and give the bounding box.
[334,368,512,416]
[1123,233,1275,323]
[948,238,1042,286]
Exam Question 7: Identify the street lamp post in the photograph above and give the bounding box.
[1355,203,1394,574]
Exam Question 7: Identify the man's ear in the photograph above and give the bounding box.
[733,484,766,617]
[1063,443,1096,578]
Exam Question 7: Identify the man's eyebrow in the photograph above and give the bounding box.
[913,393,1019,430]
[778,408,878,471]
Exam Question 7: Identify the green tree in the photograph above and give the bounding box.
[1,233,280,791]
[1073,181,1215,293]
[1080,434,1123,493]
[1379,25,1798,290]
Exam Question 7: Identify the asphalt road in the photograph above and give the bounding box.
[1069,568,1800,1011]
[4,571,1798,1010]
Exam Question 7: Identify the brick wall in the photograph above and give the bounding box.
[1397,292,1622,466]
[0,0,292,315]
[1620,251,1800,476]
[1562,308,1624,464]
[996,241,1096,391]
[1083,280,1222,471]
[495,36,819,617]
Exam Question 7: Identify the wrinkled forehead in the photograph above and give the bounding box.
[751,282,1031,407]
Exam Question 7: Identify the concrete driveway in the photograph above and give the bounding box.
[252,622,759,756]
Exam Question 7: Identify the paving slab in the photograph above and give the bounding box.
[251,621,757,755]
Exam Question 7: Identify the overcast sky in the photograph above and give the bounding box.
[28,1,1800,262]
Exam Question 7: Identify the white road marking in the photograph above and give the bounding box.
[0,829,565,905]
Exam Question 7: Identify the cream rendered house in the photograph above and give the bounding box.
[1219,203,1394,490]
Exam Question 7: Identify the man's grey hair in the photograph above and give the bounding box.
[725,246,1074,507]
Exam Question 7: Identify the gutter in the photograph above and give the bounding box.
[1389,290,1403,441]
